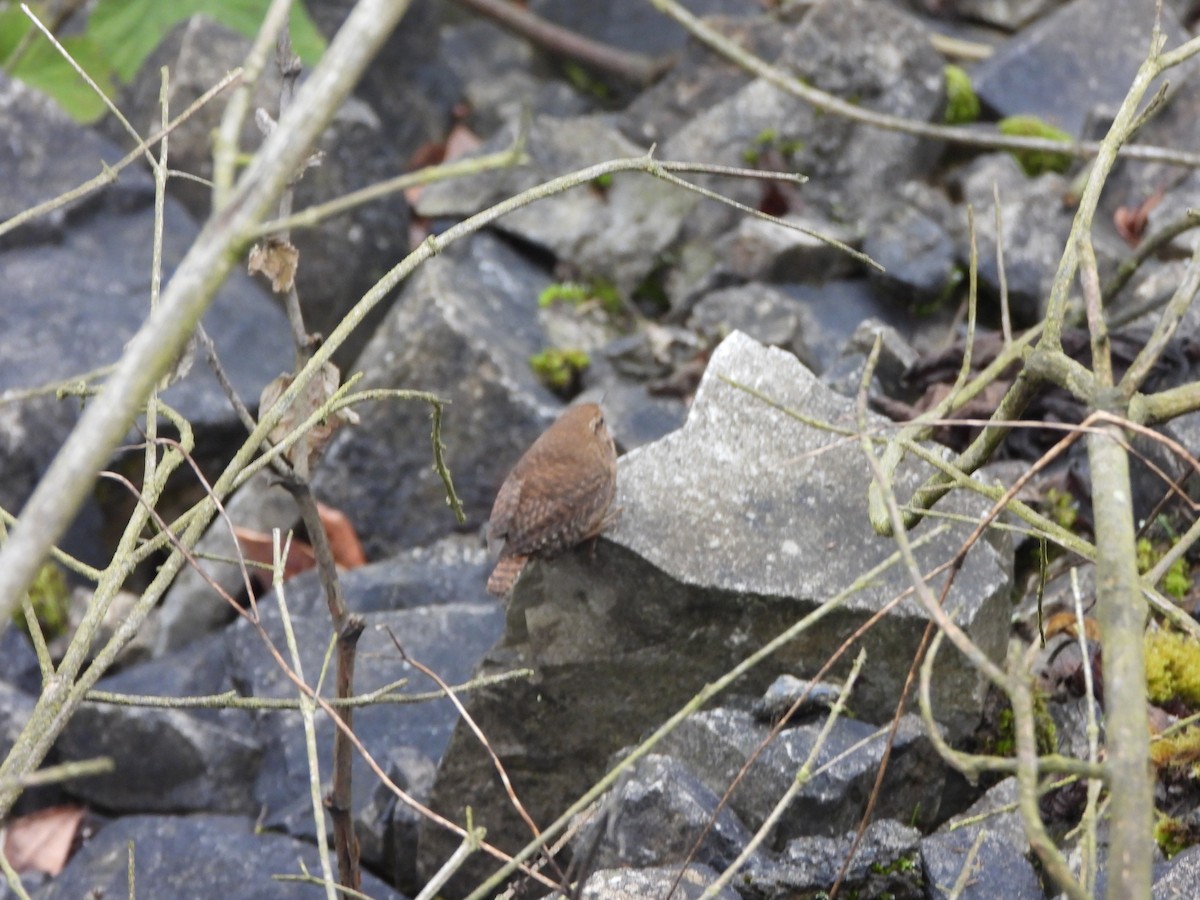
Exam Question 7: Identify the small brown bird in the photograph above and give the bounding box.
[486,402,618,596]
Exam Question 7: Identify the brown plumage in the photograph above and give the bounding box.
[486,402,618,596]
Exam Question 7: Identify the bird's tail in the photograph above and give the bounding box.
[487,555,528,596]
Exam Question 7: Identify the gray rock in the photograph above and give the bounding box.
[153,472,300,655]
[531,0,751,57]
[441,20,592,136]
[550,864,738,900]
[419,332,1010,884]
[970,0,1196,136]
[957,153,1075,323]
[823,317,920,401]
[31,814,404,899]
[716,214,863,284]
[1155,844,1200,898]
[0,628,39,697]
[57,633,261,813]
[580,753,762,872]
[662,0,944,234]
[104,15,410,368]
[0,682,35,764]
[689,283,818,370]
[416,115,696,296]
[228,602,503,841]
[656,709,945,844]
[953,0,1061,29]
[752,675,843,723]
[764,818,924,899]
[864,201,960,305]
[610,332,1009,740]
[308,0,458,166]
[384,748,438,894]
[268,534,492,618]
[313,230,562,556]
[620,14,785,147]
[921,780,1045,899]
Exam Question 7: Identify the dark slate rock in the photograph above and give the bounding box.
[970,0,1196,136]
[0,626,41,697]
[383,747,438,894]
[0,75,152,250]
[0,197,291,426]
[152,472,300,655]
[952,0,1062,29]
[580,753,762,873]
[0,682,35,764]
[308,0,458,166]
[415,115,696,296]
[264,535,492,619]
[0,396,109,572]
[716,214,863,285]
[620,14,786,147]
[441,20,592,137]
[419,332,1011,886]
[782,279,919,376]
[550,864,739,900]
[56,632,261,813]
[32,814,404,899]
[822,318,920,402]
[655,709,945,844]
[227,602,503,839]
[688,283,819,372]
[752,675,843,723]
[921,779,1045,899]
[1,72,293,427]
[531,0,754,57]
[312,230,563,556]
[1155,844,1200,898]
[105,15,410,368]
[662,0,944,235]
[864,201,960,306]
[760,818,924,899]
[956,153,1075,324]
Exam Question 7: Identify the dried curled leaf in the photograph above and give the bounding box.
[4,805,86,876]
[248,237,299,293]
[259,362,359,476]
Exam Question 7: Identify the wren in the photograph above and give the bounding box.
[486,402,618,596]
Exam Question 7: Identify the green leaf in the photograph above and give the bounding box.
[2,0,326,122]
[9,33,116,122]
[87,0,324,82]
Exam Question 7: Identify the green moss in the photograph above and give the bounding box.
[988,694,1056,757]
[741,128,804,167]
[1150,724,1200,774]
[1155,814,1200,858]
[998,115,1073,176]
[562,62,610,100]
[943,64,980,125]
[1145,629,1200,707]
[1043,487,1078,532]
[15,560,70,641]
[1137,537,1190,602]
[529,348,590,394]
[538,279,622,318]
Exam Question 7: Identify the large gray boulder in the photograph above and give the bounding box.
[418,331,1012,886]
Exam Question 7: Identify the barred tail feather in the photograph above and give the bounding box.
[487,555,528,596]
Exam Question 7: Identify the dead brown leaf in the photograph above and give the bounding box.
[4,805,86,876]
[247,237,300,293]
[259,362,359,477]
